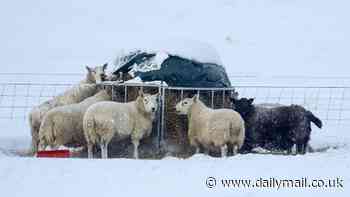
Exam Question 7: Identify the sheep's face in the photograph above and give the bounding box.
[175,98,194,115]
[86,63,108,84]
[231,97,254,119]
[141,93,159,113]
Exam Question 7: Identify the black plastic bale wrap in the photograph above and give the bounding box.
[112,51,232,88]
[101,84,234,159]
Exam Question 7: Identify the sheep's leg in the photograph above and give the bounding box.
[38,141,47,152]
[100,142,108,159]
[296,143,306,155]
[291,144,297,155]
[31,136,40,155]
[132,140,140,159]
[100,144,105,159]
[306,143,314,153]
[30,138,38,155]
[221,144,228,158]
[87,143,93,159]
[232,145,238,156]
[29,121,39,155]
[103,145,108,159]
[189,138,200,155]
[195,147,200,154]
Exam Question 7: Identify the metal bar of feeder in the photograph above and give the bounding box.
[100,81,350,90]
[157,85,162,149]
[222,90,225,105]
[211,90,214,108]
[160,83,166,144]
[124,85,128,102]
[111,85,115,101]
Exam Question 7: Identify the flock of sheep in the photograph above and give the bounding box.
[28,64,161,158]
[28,63,323,158]
[29,64,108,155]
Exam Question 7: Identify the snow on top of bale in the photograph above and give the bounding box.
[143,38,223,65]
[113,38,223,70]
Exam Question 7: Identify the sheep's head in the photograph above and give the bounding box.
[175,95,199,115]
[230,97,255,119]
[137,90,159,114]
[85,63,108,84]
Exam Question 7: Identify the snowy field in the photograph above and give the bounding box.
[1,0,349,196]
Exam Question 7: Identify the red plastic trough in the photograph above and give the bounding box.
[36,150,71,158]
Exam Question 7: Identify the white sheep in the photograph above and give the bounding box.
[175,95,245,157]
[38,89,112,151]
[83,90,159,159]
[28,64,108,155]
[79,63,107,84]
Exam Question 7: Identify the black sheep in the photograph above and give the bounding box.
[231,97,323,154]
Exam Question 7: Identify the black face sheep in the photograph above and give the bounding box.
[38,89,112,151]
[175,95,245,157]
[231,97,323,154]
[83,90,159,159]
[28,64,108,155]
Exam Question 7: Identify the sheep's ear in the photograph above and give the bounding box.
[102,63,108,71]
[86,66,92,72]
[231,97,236,103]
[231,91,239,99]
[248,98,254,104]
[138,89,144,97]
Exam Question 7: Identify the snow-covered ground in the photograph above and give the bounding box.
[0,0,349,196]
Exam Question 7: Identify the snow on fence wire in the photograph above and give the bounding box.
[0,82,349,126]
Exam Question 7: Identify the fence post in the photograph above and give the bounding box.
[315,87,321,111]
[265,87,270,103]
[326,88,333,121]
[11,84,16,119]
[24,84,30,120]
[337,87,346,125]
[0,84,5,106]
[38,84,45,105]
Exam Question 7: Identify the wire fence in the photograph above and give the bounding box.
[1,72,350,86]
[0,83,73,120]
[0,74,349,127]
[0,83,349,127]
[0,76,349,157]
[235,86,350,126]
[77,82,350,157]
